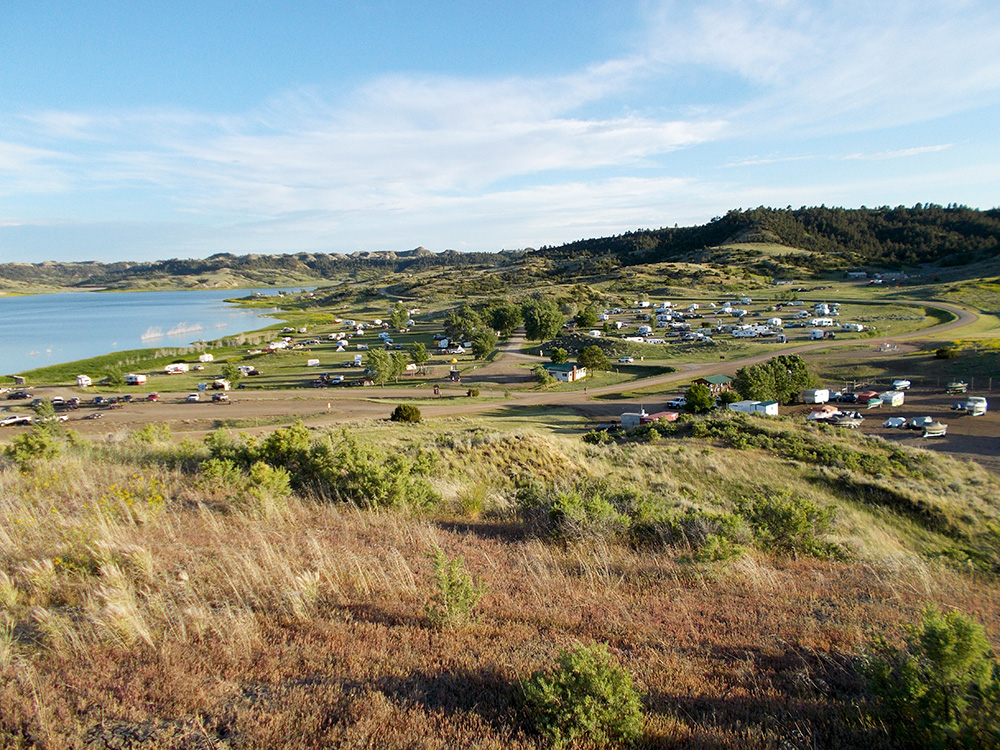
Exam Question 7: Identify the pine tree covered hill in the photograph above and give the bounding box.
[536,205,1000,271]
[2,205,998,289]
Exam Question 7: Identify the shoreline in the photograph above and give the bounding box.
[3,291,304,381]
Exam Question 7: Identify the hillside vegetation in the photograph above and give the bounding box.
[2,413,999,748]
[3,205,998,294]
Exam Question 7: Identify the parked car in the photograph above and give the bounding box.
[34,414,68,424]
[122,394,133,403]
[667,397,687,408]
[93,396,106,406]
[883,417,907,428]
[186,393,200,402]
[6,390,31,400]
[66,397,81,409]
[211,392,229,402]
[0,415,33,427]
[51,397,64,407]
[146,393,160,402]
[618,356,634,363]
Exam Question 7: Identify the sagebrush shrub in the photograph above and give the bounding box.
[521,644,643,747]
[735,489,839,558]
[867,605,1000,748]
[391,404,421,423]
[424,547,485,629]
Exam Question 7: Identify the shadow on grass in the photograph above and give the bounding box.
[434,519,531,544]
[645,645,876,748]
[376,666,520,731]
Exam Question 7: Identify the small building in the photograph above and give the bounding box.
[164,363,189,374]
[544,363,588,382]
[124,373,147,386]
[76,374,92,387]
[306,359,320,367]
[621,409,648,429]
[693,374,733,395]
[198,353,214,363]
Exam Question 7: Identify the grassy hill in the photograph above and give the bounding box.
[2,412,998,748]
[3,205,999,295]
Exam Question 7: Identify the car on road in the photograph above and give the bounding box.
[618,356,634,363]
[146,393,160,402]
[186,393,200,402]
[0,415,33,427]
[211,392,229,402]
[667,397,687,409]
[883,417,907,428]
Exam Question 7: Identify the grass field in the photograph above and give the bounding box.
[2,411,999,748]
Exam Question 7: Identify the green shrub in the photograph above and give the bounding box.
[735,490,839,558]
[935,346,959,359]
[424,547,485,629]
[466,388,480,397]
[203,423,438,509]
[582,429,611,445]
[521,644,643,748]
[631,507,749,562]
[534,365,555,386]
[391,403,422,423]
[4,430,61,470]
[516,478,628,542]
[867,605,1000,748]
[131,423,171,444]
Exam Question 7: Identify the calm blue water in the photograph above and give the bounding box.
[0,289,291,375]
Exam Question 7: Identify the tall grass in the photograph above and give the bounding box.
[1,422,999,748]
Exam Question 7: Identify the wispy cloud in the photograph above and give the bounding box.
[842,144,954,161]
[645,0,1000,133]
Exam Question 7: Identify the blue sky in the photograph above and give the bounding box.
[2,0,999,263]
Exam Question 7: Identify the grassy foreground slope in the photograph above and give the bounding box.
[2,413,998,748]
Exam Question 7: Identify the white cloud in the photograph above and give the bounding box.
[842,144,954,161]
[645,0,1000,133]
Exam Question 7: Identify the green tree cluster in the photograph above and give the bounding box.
[471,329,498,359]
[522,299,564,341]
[733,355,814,404]
[577,345,609,372]
[684,383,715,413]
[484,300,522,338]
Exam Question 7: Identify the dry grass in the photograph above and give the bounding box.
[2,426,999,749]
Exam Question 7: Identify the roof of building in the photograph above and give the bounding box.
[543,363,581,372]
[694,374,733,385]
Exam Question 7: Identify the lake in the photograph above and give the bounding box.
[1,289,291,375]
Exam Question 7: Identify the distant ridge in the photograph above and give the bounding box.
[1,204,997,290]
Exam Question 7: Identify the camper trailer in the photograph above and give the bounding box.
[802,389,830,404]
